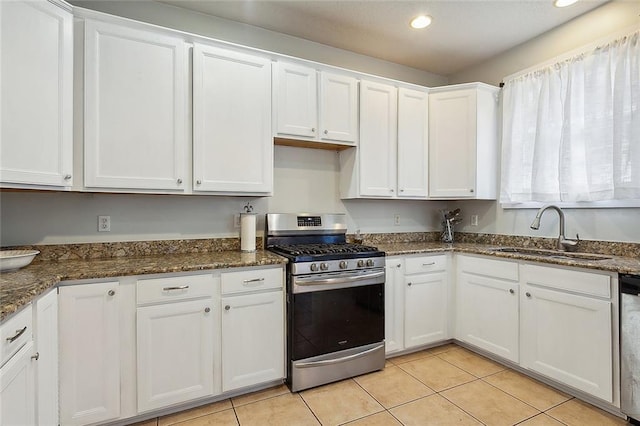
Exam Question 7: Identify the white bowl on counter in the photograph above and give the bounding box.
[0,250,40,272]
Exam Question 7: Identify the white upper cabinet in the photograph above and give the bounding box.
[428,83,499,199]
[341,82,429,199]
[319,72,358,143]
[83,19,187,191]
[274,62,318,139]
[356,80,398,197]
[397,88,429,198]
[0,0,73,189]
[193,43,273,194]
[274,62,358,146]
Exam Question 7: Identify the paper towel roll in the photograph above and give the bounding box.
[240,213,257,252]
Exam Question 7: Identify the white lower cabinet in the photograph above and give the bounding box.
[384,258,404,354]
[34,289,59,426]
[455,255,520,362]
[221,267,284,392]
[385,254,449,355]
[520,264,615,403]
[0,342,36,426]
[59,281,121,426]
[136,274,216,412]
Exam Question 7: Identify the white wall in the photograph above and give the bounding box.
[0,146,446,246]
[448,1,640,86]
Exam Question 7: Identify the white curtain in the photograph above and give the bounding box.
[501,30,640,204]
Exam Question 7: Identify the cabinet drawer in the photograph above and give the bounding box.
[221,267,283,295]
[458,255,519,282]
[1,305,33,367]
[137,274,216,305]
[522,264,611,298]
[405,255,447,275]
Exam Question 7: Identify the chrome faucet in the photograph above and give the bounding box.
[530,204,579,251]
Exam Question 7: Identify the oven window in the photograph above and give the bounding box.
[290,283,384,361]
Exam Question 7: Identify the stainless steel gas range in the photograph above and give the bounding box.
[265,213,385,392]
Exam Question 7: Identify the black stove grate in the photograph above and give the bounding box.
[270,243,380,257]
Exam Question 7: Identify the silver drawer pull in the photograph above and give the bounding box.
[422,262,436,266]
[31,352,40,361]
[163,285,189,291]
[6,326,27,343]
[242,278,265,285]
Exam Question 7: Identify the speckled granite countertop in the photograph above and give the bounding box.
[0,250,286,322]
[376,242,640,275]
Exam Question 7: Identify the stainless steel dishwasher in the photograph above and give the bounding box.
[621,273,640,424]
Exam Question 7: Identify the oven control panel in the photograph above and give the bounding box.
[291,257,386,275]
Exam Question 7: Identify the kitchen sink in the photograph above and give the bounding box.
[488,247,612,261]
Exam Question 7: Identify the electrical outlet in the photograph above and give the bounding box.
[234,214,241,228]
[98,215,111,232]
[470,214,479,227]
[394,214,400,226]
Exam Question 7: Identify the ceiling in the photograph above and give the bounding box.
[158,0,608,76]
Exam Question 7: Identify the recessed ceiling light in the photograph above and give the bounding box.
[554,0,579,7]
[410,15,432,29]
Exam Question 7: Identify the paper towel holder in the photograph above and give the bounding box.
[240,203,257,253]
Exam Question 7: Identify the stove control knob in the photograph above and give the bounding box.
[366,259,374,267]
[339,261,348,269]
[357,259,365,267]
[310,263,319,272]
[320,263,329,271]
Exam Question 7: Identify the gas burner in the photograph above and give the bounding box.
[271,243,379,257]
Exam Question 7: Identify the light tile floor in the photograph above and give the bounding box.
[134,343,629,426]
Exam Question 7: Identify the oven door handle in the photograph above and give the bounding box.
[294,270,384,286]
[295,344,385,368]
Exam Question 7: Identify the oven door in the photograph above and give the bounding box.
[290,269,385,361]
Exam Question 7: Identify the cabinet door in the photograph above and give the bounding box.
[429,89,476,198]
[359,80,398,197]
[193,44,272,193]
[521,285,613,402]
[59,282,120,426]
[0,0,73,188]
[0,342,36,426]
[275,62,317,138]
[456,272,519,362]
[385,258,404,354]
[397,88,428,198]
[84,19,187,191]
[319,72,358,143]
[35,289,59,426]
[221,291,284,392]
[404,272,448,348]
[137,299,214,412]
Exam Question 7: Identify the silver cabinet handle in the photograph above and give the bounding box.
[177,178,183,184]
[242,278,265,285]
[509,289,515,294]
[390,189,394,193]
[324,130,328,135]
[311,128,316,133]
[196,180,202,185]
[396,264,401,268]
[163,285,189,291]
[422,262,436,266]
[408,282,412,286]
[108,290,115,296]
[31,352,40,361]
[526,292,531,298]
[64,174,72,180]
[470,189,474,193]
[225,305,231,311]
[204,307,211,313]
[6,326,27,343]
[400,189,404,192]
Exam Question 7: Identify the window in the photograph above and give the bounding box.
[501,30,639,206]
